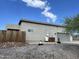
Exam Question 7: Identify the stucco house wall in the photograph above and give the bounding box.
[20,21,69,43]
[6,24,20,30]
[57,33,72,43]
[6,20,73,44]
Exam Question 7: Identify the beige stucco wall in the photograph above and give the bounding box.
[6,24,20,30]
[57,33,71,43]
[20,22,66,43]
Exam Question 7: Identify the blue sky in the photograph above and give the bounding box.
[0,0,79,30]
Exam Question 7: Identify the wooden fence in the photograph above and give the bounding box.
[0,30,26,43]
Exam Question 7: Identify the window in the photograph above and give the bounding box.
[28,29,33,32]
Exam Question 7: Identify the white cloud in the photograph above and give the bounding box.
[42,7,57,22]
[22,0,47,9]
[42,11,57,22]
[22,0,57,23]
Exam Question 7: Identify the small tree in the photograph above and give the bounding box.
[64,14,79,34]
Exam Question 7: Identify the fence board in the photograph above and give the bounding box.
[2,30,6,42]
[0,31,3,42]
[0,30,26,43]
[11,31,16,42]
[22,31,26,42]
[18,31,23,42]
[13,31,18,42]
[6,30,11,42]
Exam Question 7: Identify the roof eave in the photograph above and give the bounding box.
[18,20,65,27]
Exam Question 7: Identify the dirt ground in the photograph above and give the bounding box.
[0,43,79,59]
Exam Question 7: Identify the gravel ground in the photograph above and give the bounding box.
[0,44,79,59]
